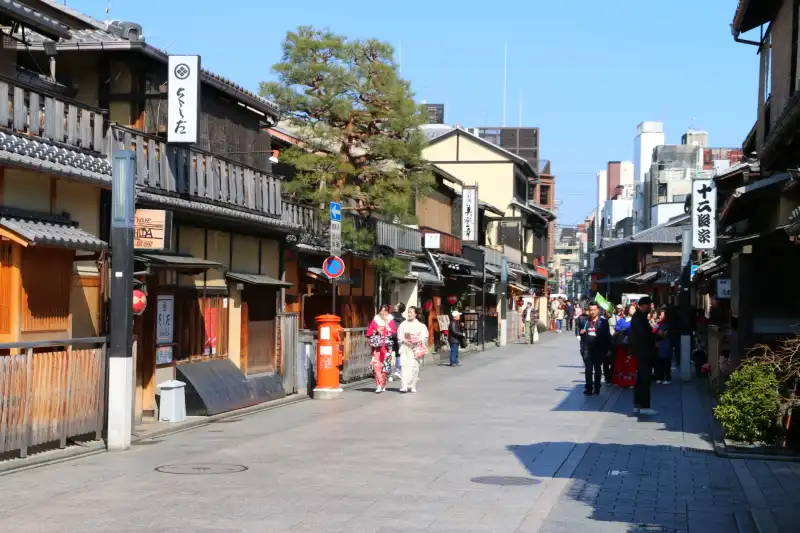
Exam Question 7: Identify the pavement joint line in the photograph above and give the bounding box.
[515,385,623,533]
[0,335,557,476]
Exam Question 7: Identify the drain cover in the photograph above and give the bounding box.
[155,463,248,475]
[470,476,540,486]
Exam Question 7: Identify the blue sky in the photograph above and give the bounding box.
[68,0,758,224]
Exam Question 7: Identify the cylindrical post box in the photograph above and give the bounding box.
[313,314,344,400]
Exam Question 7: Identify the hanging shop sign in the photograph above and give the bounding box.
[461,185,478,243]
[691,178,717,250]
[716,278,732,299]
[134,209,172,250]
[167,55,201,144]
[424,232,441,250]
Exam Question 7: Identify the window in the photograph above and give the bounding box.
[21,247,73,332]
[175,292,229,361]
[539,185,550,206]
[0,243,12,334]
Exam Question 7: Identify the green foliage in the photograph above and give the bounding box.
[371,257,408,279]
[714,363,781,444]
[260,26,434,220]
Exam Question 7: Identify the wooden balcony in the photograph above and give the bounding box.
[0,75,105,153]
[502,243,522,264]
[420,226,462,256]
[482,246,504,267]
[375,220,423,254]
[107,126,283,218]
[282,202,326,236]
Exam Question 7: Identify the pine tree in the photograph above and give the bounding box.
[260,26,434,232]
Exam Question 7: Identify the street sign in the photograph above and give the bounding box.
[690,264,698,280]
[716,278,732,299]
[322,256,345,280]
[329,201,342,255]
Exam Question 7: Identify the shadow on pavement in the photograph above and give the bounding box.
[507,441,747,533]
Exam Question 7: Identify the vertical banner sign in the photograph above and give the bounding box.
[500,255,509,285]
[155,295,174,365]
[691,178,717,250]
[329,201,342,256]
[167,55,201,144]
[461,185,478,243]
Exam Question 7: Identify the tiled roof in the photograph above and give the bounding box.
[0,132,111,185]
[0,0,71,41]
[0,214,106,251]
[136,191,300,233]
[7,7,279,117]
[135,253,222,270]
[225,272,291,288]
[599,214,689,251]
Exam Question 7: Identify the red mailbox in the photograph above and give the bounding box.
[314,314,344,400]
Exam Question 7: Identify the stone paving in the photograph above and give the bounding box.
[0,333,798,532]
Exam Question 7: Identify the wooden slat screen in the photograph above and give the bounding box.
[0,243,12,334]
[21,247,73,332]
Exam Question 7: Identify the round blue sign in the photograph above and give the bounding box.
[322,256,345,279]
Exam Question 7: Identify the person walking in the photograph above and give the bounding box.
[577,302,612,396]
[522,301,535,344]
[612,304,637,388]
[630,297,658,415]
[654,307,672,384]
[555,302,566,333]
[366,304,396,393]
[397,306,428,393]
[448,310,465,366]
[389,303,406,381]
[565,301,575,331]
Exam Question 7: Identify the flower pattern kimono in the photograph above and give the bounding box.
[366,314,395,388]
[396,318,428,391]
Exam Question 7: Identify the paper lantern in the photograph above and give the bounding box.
[132,289,148,315]
[446,295,457,305]
[422,300,433,311]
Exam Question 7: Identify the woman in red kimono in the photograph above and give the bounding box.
[367,304,396,393]
[612,304,637,388]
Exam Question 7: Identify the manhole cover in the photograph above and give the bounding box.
[470,476,540,486]
[155,463,248,475]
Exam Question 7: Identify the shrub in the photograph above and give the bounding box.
[714,363,781,444]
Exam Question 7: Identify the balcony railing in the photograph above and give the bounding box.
[502,243,522,264]
[482,246,504,267]
[375,220,423,254]
[108,126,283,217]
[282,202,327,237]
[0,75,105,153]
[420,226,462,256]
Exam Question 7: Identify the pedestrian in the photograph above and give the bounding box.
[654,307,672,384]
[555,302,565,333]
[565,301,575,331]
[366,304,396,394]
[665,303,681,369]
[522,301,535,344]
[397,306,428,393]
[577,302,612,396]
[448,309,465,366]
[389,303,406,382]
[612,304,637,388]
[630,297,658,415]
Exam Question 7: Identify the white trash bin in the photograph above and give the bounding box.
[158,380,186,423]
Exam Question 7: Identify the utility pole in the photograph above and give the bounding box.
[680,225,692,381]
[107,150,136,451]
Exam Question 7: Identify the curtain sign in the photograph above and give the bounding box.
[461,186,478,243]
[691,178,716,250]
[167,55,201,144]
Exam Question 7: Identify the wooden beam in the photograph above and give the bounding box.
[0,228,30,247]
[0,167,4,205]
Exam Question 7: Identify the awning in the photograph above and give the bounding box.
[306,267,353,284]
[695,256,724,278]
[412,271,444,287]
[508,282,529,293]
[226,272,292,288]
[485,265,501,277]
[630,271,659,284]
[0,1,71,41]
[0,215,107,252]
[525,268,547,281]
[436,254,475,268]
[596,274,638,284]
[411,261,432,272]
[135,253,223,272]
[466,284,484,293]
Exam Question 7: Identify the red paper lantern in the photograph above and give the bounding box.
[132,289,148,316]
[446,295,457,305]
[422,300,433,311]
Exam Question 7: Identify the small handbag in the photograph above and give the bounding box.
[413,342,428,360]
[459,336,467,349]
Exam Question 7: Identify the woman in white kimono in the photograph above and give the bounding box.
[396,306,428,393]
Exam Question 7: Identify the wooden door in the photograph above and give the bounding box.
[240,301,249,375]
[242,287,277,376]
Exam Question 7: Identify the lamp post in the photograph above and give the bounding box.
[107,150,136,451]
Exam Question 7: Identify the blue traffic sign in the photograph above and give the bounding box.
[690,264,698,280]
[322,256,345,279]
[330,201,342,222]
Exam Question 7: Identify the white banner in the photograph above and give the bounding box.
[691,178,716,250]
[461,186,478,243]
[167,55,201,144]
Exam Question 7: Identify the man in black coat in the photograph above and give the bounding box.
[629,297,658,415]
[577,302,612,395]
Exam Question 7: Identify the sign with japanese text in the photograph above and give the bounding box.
[716,278,732,299]
[329,201,342,255]
[134,209,172,250]
[691,178,717,250]
[167,55,201,144]
[424,232,441,249]
[156,295,174,345]
[461,186,478,243]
